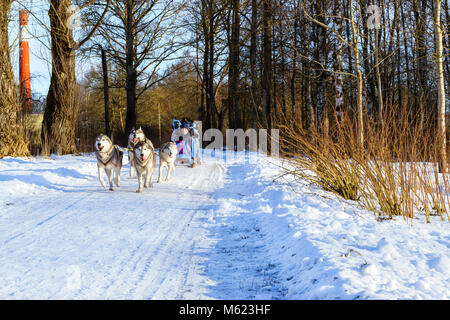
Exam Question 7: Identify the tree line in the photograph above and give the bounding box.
[0,0,448,171]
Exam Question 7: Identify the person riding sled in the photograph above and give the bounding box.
[171,119,201,168]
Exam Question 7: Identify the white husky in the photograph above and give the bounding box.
[94,134,123,191]
[133,139,156,193]
[128,127,150,178]
[158,141,178,183]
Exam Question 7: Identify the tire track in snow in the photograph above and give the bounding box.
[131,202,198,299]
[2,192,94,245]
[148,208,201,299]
[91,166,217,299]
[200,161,288,299]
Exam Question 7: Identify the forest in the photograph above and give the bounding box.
[0,0,449,219]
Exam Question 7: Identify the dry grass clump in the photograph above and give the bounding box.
[279,114,361,201]
[278,103,449,224]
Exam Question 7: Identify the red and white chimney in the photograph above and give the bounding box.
[19,10,32,113]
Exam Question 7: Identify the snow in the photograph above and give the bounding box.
[0,151,449,299]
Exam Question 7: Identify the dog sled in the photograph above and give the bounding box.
[171,119,201,168]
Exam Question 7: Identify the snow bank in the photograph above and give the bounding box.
[208,151,450,299]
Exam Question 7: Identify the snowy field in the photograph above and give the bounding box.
[0,150,449,299]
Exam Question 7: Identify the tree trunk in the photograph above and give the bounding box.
[399,2,411,92]
[300,5,314,132]
[124,0,137,139]
[228,0,240,130]
[306,76,315,132]
[444,0,450,101]
[356,58,364,152]
[201,1,210,128]
[0,0,30,157]
[314,2,327,136]
[101,48,111,138]
[413,0,429,105]
[361,6,376,116]
[208,0,216,128]
[262,0,273,129]
[249,0,259,128]
[350,2,364,151]
[434,0,447,173]
[334,0,344,118]
[280,38,287,119]
[345,0,354,113]
[42,0,77,155]
[291,3,300,129]
[374,25,384,128]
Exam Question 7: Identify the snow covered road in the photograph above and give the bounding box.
[0,154,221,299]
[1,151,449,299]
[0,153,288,299]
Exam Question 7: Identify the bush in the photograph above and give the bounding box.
[278,102,449,224]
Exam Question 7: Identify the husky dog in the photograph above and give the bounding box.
[158,141,178,183]
[94,134,123,191]
[133,139,157,193]
[128,127,153,178]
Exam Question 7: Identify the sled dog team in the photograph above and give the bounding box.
[95,127,178,193]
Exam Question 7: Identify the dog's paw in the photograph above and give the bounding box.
[109,187,114,191]
[157,179,162,183]
[136,189,142,193]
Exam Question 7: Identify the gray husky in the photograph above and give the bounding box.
[128,127,153,178]
[158,141,178,183]
[133,139,157,193]
[95,134,123,191]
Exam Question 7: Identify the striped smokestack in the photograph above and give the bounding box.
[19,10,32,113]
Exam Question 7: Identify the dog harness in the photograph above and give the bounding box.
[96,145,121,166]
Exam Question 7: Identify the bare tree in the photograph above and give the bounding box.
[187,0,230,130]
[101,47,110,137]
[249,0,260,128]
[302,0,365,149]
[261,0,273,129]
[228,0,240,130]
[0,0,30,157]
[90,0,185,141]
[433,0,447,173]
[42,0,110,155]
